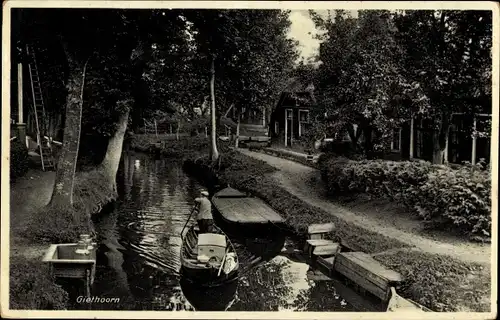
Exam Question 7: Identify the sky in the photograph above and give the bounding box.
[287,10,323,62]
[287,10,358,62]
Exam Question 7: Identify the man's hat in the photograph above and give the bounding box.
[201,191,209,197]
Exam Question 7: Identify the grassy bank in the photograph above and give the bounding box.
[252,146,322,169]
[185,147,491,312]
[129,134,212,160]
[10,166,118,310]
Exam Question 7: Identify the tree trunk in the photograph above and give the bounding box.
[49,61,88,207]
[235,110,241,148]
[347,123,362,148]
[176,120,180,141]
[209,56,219,161]
[99,108,130,184]
[363,125,374,159]
[431,134,445,164]
[431,113,451,164]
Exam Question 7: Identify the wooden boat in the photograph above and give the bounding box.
[180,275,238,311]
[211,187,287,237]
[179,220,239,287]
[386,287,432,312]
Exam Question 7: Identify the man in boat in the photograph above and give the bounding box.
[194,190,214,233]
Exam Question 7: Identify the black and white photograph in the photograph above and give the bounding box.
[1,1,497,318]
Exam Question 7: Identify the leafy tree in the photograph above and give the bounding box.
[312,10,423,158]
[185,9,298,155]
[394,10,492,163]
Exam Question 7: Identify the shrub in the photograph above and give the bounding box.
[413,165,491,238]
[10,139,29,181]
[10,255,69,310]
[321,157,433,199]
[319,154,492,238]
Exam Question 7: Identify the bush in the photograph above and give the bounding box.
[413,165,491,237]
[10,256,69,310]
[322,157,432,200]
[319,154,491,238]
[10,139,29,181]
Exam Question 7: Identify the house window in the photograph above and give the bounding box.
[391,128,402,152]
[299,110,310,123]
[274,121,279,134]
[298,110,310,137]
[286,109,293,119]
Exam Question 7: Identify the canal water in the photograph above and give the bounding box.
[86,151,356,311]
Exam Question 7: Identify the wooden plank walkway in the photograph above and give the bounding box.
[334,252,404,302]
[212,187,285,224]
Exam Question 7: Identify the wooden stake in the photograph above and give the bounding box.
[472,117,477,165]
[18,63,23,124]
[409,117,414,159]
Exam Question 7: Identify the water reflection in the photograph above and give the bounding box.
[228,240,354,312]
[92,152,202,310]
[89,151,355,312]
[180,277,237,311]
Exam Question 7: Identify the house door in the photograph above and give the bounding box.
[285,109,293,146]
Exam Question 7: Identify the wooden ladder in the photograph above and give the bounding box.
[26,44,54,171]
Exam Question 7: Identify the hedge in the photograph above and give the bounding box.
[319,154,491,240]
[10,139,29,181]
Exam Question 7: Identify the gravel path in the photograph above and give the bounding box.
[238,149,491,265]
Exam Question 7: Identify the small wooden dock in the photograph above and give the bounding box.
[212,187,284,224]
[301,223,430,312]
[334,252,403,302]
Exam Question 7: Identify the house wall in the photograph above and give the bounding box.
[270,108,285,140]
[399,114,491,165]
[270,107,312,145]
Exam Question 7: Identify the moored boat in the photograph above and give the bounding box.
[179,221,239,287]
[211,187,288,237]
[386,287,432,312]
[180,275,238,311]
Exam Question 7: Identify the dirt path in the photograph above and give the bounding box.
[238,149,491,265]
[10,169,55,258]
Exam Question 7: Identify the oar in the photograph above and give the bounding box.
[181,205,197,240]
[217,247,230,277]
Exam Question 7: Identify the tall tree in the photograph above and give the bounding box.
[28,9,106,207]
[395,10,492,163]
[312,10,427,158]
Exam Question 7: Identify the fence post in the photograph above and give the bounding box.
[472,117,477,165]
